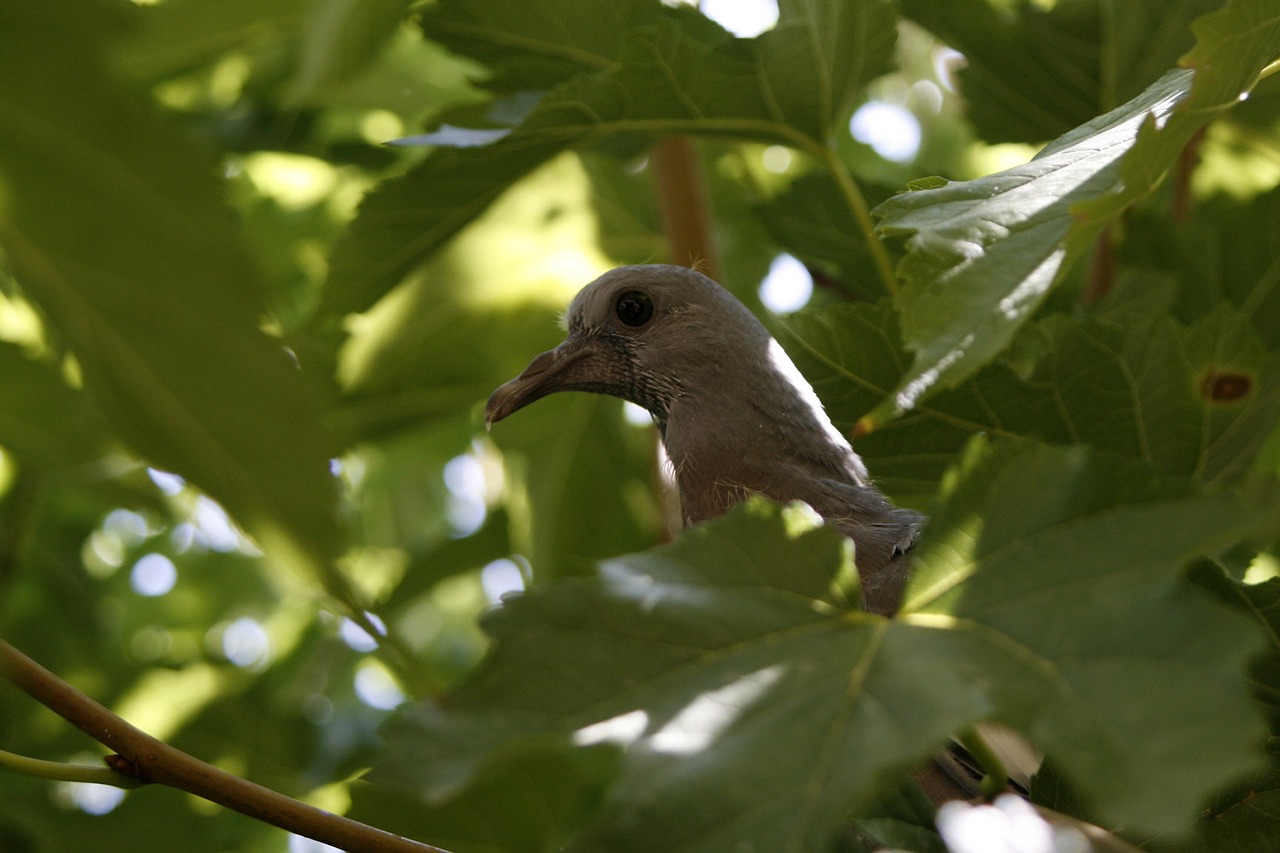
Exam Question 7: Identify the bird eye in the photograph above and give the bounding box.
[614,290,654,327]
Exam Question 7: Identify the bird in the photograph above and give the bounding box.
[485,264,923,615]
[484,265,1050,807]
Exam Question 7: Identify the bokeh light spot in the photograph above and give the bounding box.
[359,109,403,145]
[104,509,150,545]
[911,79,944,116]
[190,496,260,555]
[242,152,338,210]
[481,558,526,603]
[759,254,814,313]
[130,553,177,597]
[937,794,1088,853]
[340,613,385,652]
[444,452,488,536]
[933,46,966,92]
[147,467,186,496]
[221,618,272,670]
[761,145,793,173]
[699,0,778,37]
[354,660,405,710]
[850,101,922,163]
[57,781,126,816]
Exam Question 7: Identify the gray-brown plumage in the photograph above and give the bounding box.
[485,264,922,614]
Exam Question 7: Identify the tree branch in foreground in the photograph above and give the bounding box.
[0,638,451,853]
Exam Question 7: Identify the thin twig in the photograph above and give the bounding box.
[0,747,145,788]
[0,639,450,853]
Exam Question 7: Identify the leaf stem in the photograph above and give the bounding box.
[818,148,898,296]
[958,728,1010,800]
[0,638,451,853]
[0,748,146,789]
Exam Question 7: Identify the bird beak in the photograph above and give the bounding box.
[485,336,599,429]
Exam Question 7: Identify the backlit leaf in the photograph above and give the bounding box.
[0,1,346,581]
[322,0,897,317]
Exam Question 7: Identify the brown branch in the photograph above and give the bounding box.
[0,638,450,853]
[650,135,721,281]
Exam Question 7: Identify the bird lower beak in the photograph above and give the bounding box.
[485,337,597,429]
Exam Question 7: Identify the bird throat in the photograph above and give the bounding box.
[640,332,872,526]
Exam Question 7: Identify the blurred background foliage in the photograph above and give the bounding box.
[0,0,1278,851]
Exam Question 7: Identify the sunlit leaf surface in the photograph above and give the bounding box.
[875,0,1280,416]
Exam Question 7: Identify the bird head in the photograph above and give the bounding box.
[486,265,922,613]
[485,265,768,430]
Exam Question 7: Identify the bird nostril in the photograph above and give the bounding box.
[519,349,559,378]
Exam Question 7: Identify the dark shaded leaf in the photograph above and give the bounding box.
[375,502,980,851]
[374,457,1269,849]
[903,439,1269,830]
[902,0,1222,143]
[1190,737,1280,853]
[288,0,413,104]
[1191,562,1280,728]
[1123,187,1280,350]
[0,343,105,469]
[351,743,622,853]
[782,301,1280,495]
[419,0,666,92]
[120,0,308,80]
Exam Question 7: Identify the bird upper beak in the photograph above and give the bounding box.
[485,336,598,429]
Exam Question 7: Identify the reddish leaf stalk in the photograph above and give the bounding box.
[1082,225,1115,305]
[1173,126,1207,223]
[650,135,721,281]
